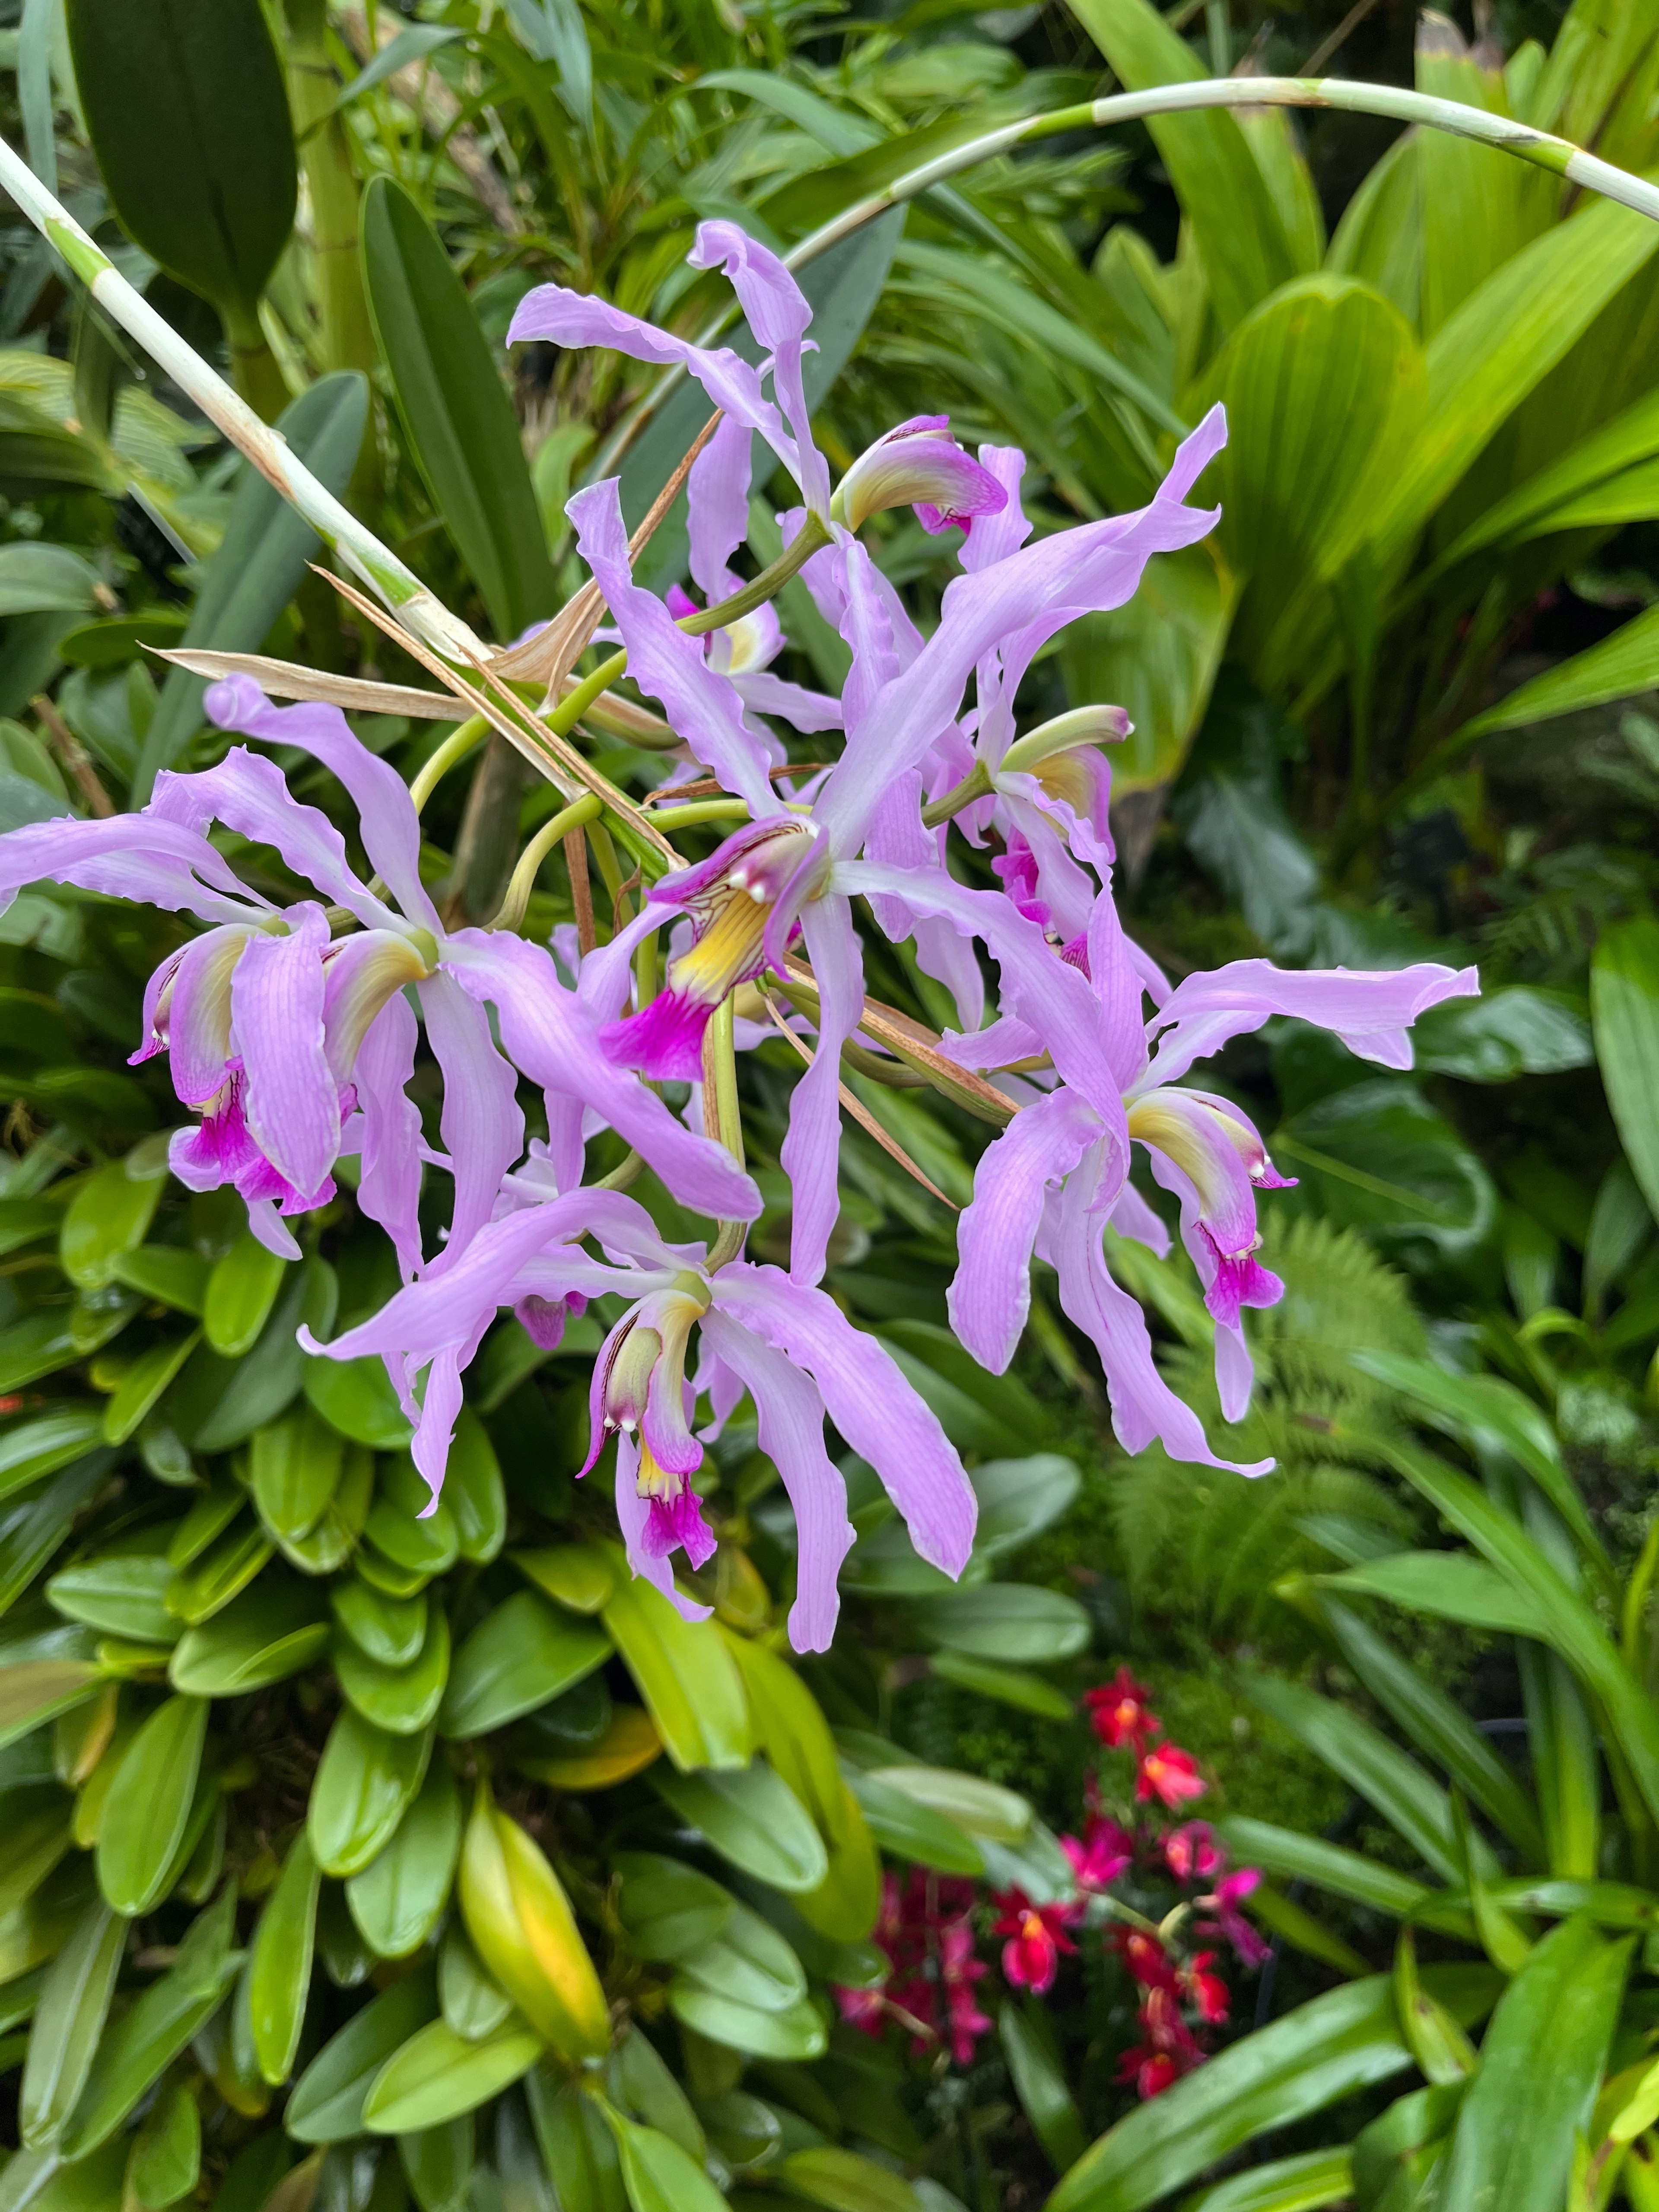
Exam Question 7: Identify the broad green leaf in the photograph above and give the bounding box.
[863,1766,1030,1847]
[1065,0,1303,334]
[602,1569,749,1772]
[168,1576,331,1697]
[1273,1082,1497,1266]
[1436,1916,1629,2212]
[0,1802,73,1913]
[165,1519,272,1626]
[60,1888,240,2158]
[439,1924,513,2041]
[250,1406,345,1545]
[1184,2151,1354,2211]
[1000,1999,1086,2174]
[878,1319,1055,1455]
[337,22,463,105]
[514,1543,617,1615]
[128,2080,201,2209]
[333,1580,426,1669]
[666,1981,826,2061]
[0,545,102,620]
[518,1704,661,1792]
[774,2148,922,2212]
[48,1555,177,1645]
[1449,600,1659,756]
[912,1583,1090,1665]
[1519,1641,1601,1883]
[308,1709,432,1878]
[173,1259,337,1453]
[444,1411,507,1564]
[1320,1551,1542,1635]
[286,1966,438,2143]
[0,1409,105,1505]
[652,1764,829,1894]
[606,2113,728,2212]
[1313,1594,1545,1862]
[0,1660,104,1751]
[203,1236,289,1359]
[1592,917,1659,1223]
[364,1464,458,1575]
[439,1589,611,1739]
[1214,1818,1469,1938]
[134,381,369,795]
[335,1605,449,1735]
[304,1356,413,1450]
[346,1758,462,1961]
[1047,1967,1499,2212]
[1411,987,1592,1084]
[607,2021,704,2163]
[361,178,553,643]
[95,1694,206,1916]
[1350,2083,1463,2211]
[673,1900,806,2016]
[1060,547,1234,799]
[458,1784,608,2060]
[931,1651,1075,1719]
[845,1769,984,1876]
[1395,1926,1478,2087]
[396,2116,474,2212]
[60,1160,164,1290]
[19,1900,126,2148]
[1433,386,1659,570]
[248,1834,319,2085]
[102,1332,201,1447]
[362,2016,542,2134]
[1416,22,1551,338]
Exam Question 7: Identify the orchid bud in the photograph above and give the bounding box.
[830,416,1008,536]
[459,1781,610,2059]
[998,704,1132,778]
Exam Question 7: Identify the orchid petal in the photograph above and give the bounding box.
[243,1196,302,1261]
[712,1262,977,1576]
[949,1087,1103,1373]
[418,968,525,1260]
[731,670,844,734]
[231,903,338,1203]
[960,445,1033,574]
[0,812,265,927]
[782,892,864,1288]
[690,221,831,517]
[701,1308,854,1653]
[863,771,982,1030]
[151,749,396,929]
[1141,958,1481,1089]
[1109,1180,1171,1257]
[351,989,424,1280]
[166,925,253,1106]
[687,414,753,602]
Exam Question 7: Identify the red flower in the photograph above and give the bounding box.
[992,1888,1079,1996]
[1083,1667,1159,1751]
[1198,1867,1271,1968]
[833,1981,887,2035]
[1117,1987,1205,2100]
[1184,1951,1231,2025]
[1117,2045,1181,2099]
[1136,1742,1205,1809]
[1115,1927,1179,1992]
[1164,1820,1224,1884]
[939,1920,992,2064]
[1062,1815,1135,1893]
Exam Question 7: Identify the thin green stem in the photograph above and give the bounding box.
[491,791,604,933]
[920,762,992,829]
[648,799,753,833]
[409,714,489,815]
[703,996,748,1267]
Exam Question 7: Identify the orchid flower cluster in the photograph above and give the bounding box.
[835,1675,1268,2103]
[0,219,1478,1647]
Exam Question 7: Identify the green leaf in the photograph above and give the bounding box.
[168,1574,331,1697]
[337,22,463,105]
[616,1853,734,1965]
[0,1409,106,1505]
[1452,600,1659,753]
[304,1356,414,1450]
[0,1660,105,1751]
[333,1580,426,1669]
[60,1159,165,1290]
[1592,917,1659,1223]
[19,1900,127,2149]
[607,2021,704,2163]
[1000,1999,1086,2174]
[844,1770,984,1876]
[1047,1967,1499,2212]
[0,546,104,619]
[1182,2151,1354,2211]
[0,1803,73,1914]
[346,1757,463,1961]
[365,2016,543,2134]
[165,1519,272,1627]
[444,1411,507,1564]
[1436,1916,1629,2212]
[172,1258,337,1454]
[666,1981,826,2062]
[308,1708,433,1878]
[128,2079,201,2210]
[250,1406,345,1545]
[95,1694,207,1916]
[1064,0,1304,332]
[60,1888,241,2158]
[248,1833,319,2085]
[0,1455,111,1619]
[1273,1082,1497,1266]
[652,1763,828,1894]
[360,177,553,643]
[439,1589,610,1740]
[1319,1551,1544,1636]
[286,1967,438,2143]
[1216,1818,1470,1939]
[66,0,295,321]
[457,1784,609,2059]
[397,2117,474,2212]
[439,1924,513,2041]
[772,2149,922,2211]
[968,1454,1082,1560]
[606,2113,728,2212]
[48,1555,177,1645]
[111,1246,209,1316]
[861,1766,1030,1847]
[912,1583,1090,1665]
[601,1570,750,1773]
[1433,385,1659,570]
[203,1236,289,1360]
[102,1331,201,1447]
[1394,1926,1478,2087]
[335,1605,449,1735]
[672,1900,806,2017]
[134,380,369,795]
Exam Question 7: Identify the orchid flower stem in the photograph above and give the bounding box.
[409,713,488,816]
[920,762,992,829]
[491,791,604,934]
[703,995,747,1268]
[596,1149,645,1192]
[649,798,754,833]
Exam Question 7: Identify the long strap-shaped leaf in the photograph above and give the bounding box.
[0,134,482,668]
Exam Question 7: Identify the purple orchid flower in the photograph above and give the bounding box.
[0,680,758,1262]
[947,883,1478,1451]
[304,1189,975,1650]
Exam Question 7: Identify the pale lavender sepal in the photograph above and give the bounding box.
[948,1086,1102,1374]
[577,902,683,1022]
[688,414,753,601]
[1087,884,1157,1093]
[205,678,440,931]
[441,930,762,1222]
[690,221,831,518]
[231,903,338,1202]
[1141,958,1481,1088]
[711,1263,977,1576]
[938,1009,1044,1071]
[0,812,266,927]
[418,968,525,1260]
[242,1195,302,1261]
[166,925,252,1105]
[782,893,864,1288]
[731,671,843,734]
[612,1432,714,1622]
[701,1307,855,1653]
[862,772,982,1031]
[351,991,424,1280]
[838,538,903,732]
[960,445,1032,574]
[1109,1180,1171,1258]
[151,749,394,930]
[568,481,781,820]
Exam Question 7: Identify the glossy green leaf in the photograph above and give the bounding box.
[286,1967,438,2143]
[165,1520,272,1626]
[458,1784,609,2059]
[1452,600,1659,756]
[1319,1552,1538,1636]
[673,1900,806,2018]
[308,1709,433,1878]
[443,1412,507,1564]
[1217,1817,1471,1939]
[95,1694,206,1915]
[439,1591,611,1740]
[250,1406,345,1545]
[653,1763,828,1894]
[1394,1926,1478,2088]
[19,1899,126,2149]
[397,2117,474,2212]
[514,1543,617,1616]
[128,2078,201,2210]
[606,2113,726,2212]
[1183,2151,1354,2212]
[333,1580,427,1669]
[66,0,294,321]
[346,1757,462,1960]
[0,1409,105,1506]
[1435,385,1659,569]
[0,1660,105,1751]
[168,1576,330,1697]
[912,1583,1090,1665]
[1437,1916,1629,2212]
[365,2015,542,2134]
[1047,1967,1499,2212]
[602,1570,750,1773]
[666,1981,826,2062]
[845,1770,984,1876]
[863,1766,1030,1847]
[335,1605,450,1735]
[1000,1999,1086,2174]
[277,1446,372,1578]
[364,1490,458,1579]
[1592,917,1659,1223]
[927,1651,1077,1719]
[607,2022,704,2163]
[102,1331,201,1447]
[203,1236,289,1359]
[248,1834,319,2085]
[439,1924,513,2041]
[166,1478,244,1570]
[304,1356,414,1451]
[48,1555,177,1645]
[0,1803,73,1914]
[0,1456,111,1619]
[60,1160,165,1290]
[615,1853,734,1964]
[175,1259,337,1453]
[60,1887,240,2158]
[360,177,554,642]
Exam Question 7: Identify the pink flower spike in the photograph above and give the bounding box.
[1082,1667,1160,1751]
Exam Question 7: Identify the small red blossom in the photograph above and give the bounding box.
[1062,1815,1135,1893]
[1136,1742,1205,1809]
[1083,1666,1159,1751]
[1117,1986,1206,2101]
[939,1920,992,2063]
[1184,1950,1231,2025]
[1199,1867,1271,1967]
[1118,2046,1180,2099]
[833,1982,886,2035]
[1164,1820,1224,1884]
[992,1888,1079,1996]
[1115,1927,1179,1992]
